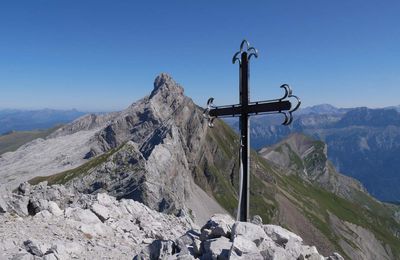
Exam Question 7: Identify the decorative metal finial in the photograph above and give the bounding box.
[278,84,301,125]
[232,40,259,65]
[203,98,216,127]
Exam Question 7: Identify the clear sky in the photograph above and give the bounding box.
[0,1,399,111]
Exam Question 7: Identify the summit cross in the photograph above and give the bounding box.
[203,40,301,222]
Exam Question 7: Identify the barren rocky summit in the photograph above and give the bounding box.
[0,182,342,260]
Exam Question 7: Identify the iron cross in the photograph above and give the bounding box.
[203,40,301,222]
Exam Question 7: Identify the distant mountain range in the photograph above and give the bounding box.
[297,104,350,115]
[0,109,86,135]
[225,104,400,202]
[298,104,400,115]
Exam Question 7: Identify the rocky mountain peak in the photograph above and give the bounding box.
[259,133,366,200]
[151,73,184,98]
[153,73,174,89]
[26,72,209,218]
[259,133,327,161]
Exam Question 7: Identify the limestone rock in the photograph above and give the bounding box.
[67,208,101,224]
[17,182,31,195]
[23,240,44,257]
[133,213,344,260]
[7,194,29,216]
[47,201,63,217]
[136,240,177,260]
[1,183,345,260]
[229,236,262,259]
[90,202,110,222]
[175,230,199,256]
[201,214,235,239]
[203,236,232,260]
[259,242,294,260]
[231,221,269,246]
[150,240,176,260]
[27,198,49,216]
[263,224,303,246]
[97,192,116,206]
[0,188,192,260]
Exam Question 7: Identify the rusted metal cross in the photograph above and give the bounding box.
[203,40,301,222]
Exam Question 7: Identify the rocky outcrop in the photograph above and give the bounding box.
[135,214,344,260]
[0,183,192,260]
[86,73,195,157]
[259,133,367,201]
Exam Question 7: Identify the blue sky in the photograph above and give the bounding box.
[0,1,399,111]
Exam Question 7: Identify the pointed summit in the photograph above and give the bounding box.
[154,73,175,89]
[151,73,184,98]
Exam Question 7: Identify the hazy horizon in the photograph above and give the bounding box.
[1,102,399,114]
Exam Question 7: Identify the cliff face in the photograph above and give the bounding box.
[1,74,399,259]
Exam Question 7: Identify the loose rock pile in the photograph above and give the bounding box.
[0,182,343,260]
[134,214,344,260]
[0,182,192,259]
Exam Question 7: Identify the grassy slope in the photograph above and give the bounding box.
[278,174,400,258]
[197,119,240,215]
[0,125,61,155]
[29,145,123,186]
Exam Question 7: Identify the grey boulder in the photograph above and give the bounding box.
[202,236,232,260]
[201,214,235,239]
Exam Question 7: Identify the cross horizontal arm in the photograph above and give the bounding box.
[209,100,291,117]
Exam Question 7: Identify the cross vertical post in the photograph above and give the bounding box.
[203,40,301,222]
[239,51,250,221]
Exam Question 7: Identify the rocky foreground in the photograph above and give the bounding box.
[0,182,343,260]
